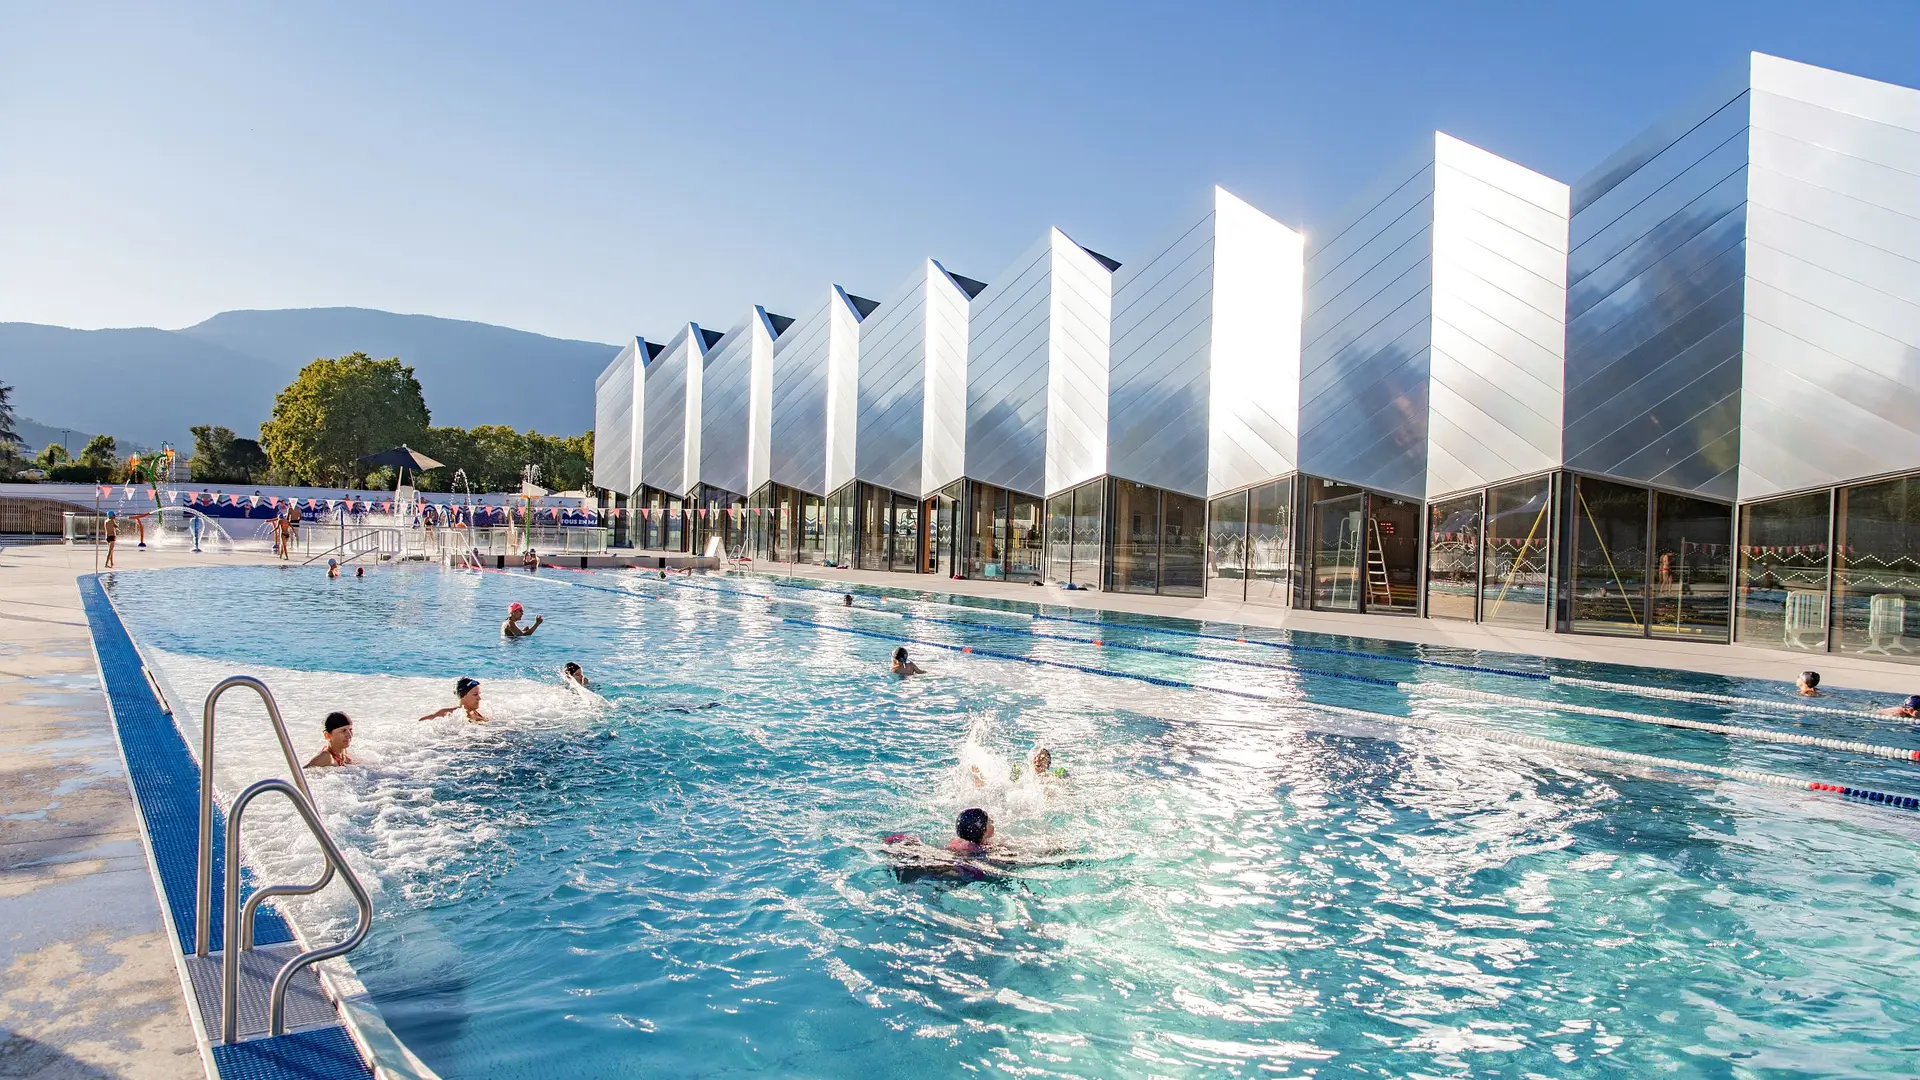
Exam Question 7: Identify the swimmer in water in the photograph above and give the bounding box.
[1878,694,1920,719]
[355,565,365,579]
[1796,670,1822,697]
[326,558,340,579]
[948,807,994,855]
[304,712,355,768]
[890,647,923,677]
[842,593,853,607]
[562,662,590,690]
[1015,746,1066,780]
[420,677,488,723]
[503,602,542,638]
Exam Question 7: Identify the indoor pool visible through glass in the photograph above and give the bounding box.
[106,566,1920,1078]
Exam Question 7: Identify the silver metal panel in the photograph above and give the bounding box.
[1427,133,1568,497]
[591,339,638,495]
[1107,200,1215,497]
[921,261,973,495]
[1740,54,1920,498]
[700,314,757,496]
[1566,80,1751,501]
[1046,232,1115,495]
[1208,188,1304,495]
[967,233,1054,495]
[640,324,707,496]
[854,264,931,494]
[824,287,864,494]
[770,293,832,495]
[746,309,778,494]
[1299,145,1436,499]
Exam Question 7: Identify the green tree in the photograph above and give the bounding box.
[189,426,271,483]
[413,425,593,493]
[79,434,118,471]
[0,382,20,453]
[259,353,430,488]
[36,443,69,469]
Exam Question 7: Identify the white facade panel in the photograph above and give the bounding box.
[824,288,866,494]
[1045,233,1115,496]
[1208,189,1304,496]
[855,261,979,496]
[921,264,973,494]
[639,324,712,496]
[591,340,638,496]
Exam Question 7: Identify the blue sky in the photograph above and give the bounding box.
[1,1,1915,345]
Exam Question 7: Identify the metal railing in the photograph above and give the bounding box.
[196,676,371,1043]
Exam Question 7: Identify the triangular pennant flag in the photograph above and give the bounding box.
[166,491,178,505]
[123,486,134,499]
[248,495,260,508]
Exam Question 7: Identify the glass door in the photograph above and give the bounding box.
[1311,491,1365,611]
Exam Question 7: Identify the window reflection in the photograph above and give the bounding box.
[1369,494,1421,615]
[1571,476,1648,636]
[1249,479,1293,607]
[1649,491,1732,641]
[1044,478,1103,587]
[1481,476,1551,629]
[1735,492,1830,651]
[1206,491,1249,601]
[1106,478,1160,594]
[1834,475,1920,662]
[1309,479,1364,611]
[1426,493,1481,620]
[1160,490,1205,597]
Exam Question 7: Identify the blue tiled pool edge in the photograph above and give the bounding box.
[79,574,374,1080]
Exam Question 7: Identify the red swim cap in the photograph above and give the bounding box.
[509,602,523,614]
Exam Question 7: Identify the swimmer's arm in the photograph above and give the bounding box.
[419,706,457,721]
[303,750,335,768]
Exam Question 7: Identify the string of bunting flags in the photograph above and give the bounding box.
[86,486,797,526]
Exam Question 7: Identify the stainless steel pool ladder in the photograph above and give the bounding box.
[194,676,373,1042]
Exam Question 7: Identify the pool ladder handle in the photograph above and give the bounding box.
[193,676,372,1042]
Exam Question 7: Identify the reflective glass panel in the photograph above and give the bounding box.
[1045,493,1072,583]
[968,481,1002,578]
[1106,479,1160,594]
[1070,480,1104,587]
[1481,476,1552,629]
[1649,491,1732,641]
[800,493,824,563]
[1309,479,1364,612]
[1734,492,1830,651]
[1368,494,1421,615]
[1205,492,1249,601]
[891,493,919,573]
[1834,474,1920,663]
[859,484,886,571]
[1571,476,1648,636]
[1249,479,1293,607]
[1426,493,1481,620]
[1008,493,1043,581]
[1160,490,1205,597]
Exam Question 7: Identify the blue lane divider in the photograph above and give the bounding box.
[79,575,293,953]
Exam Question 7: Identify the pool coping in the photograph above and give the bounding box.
[78,572,440,1080]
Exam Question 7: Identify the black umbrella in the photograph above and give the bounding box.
[358,445,443,488]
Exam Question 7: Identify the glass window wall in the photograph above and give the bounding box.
[858,484,887,571]
[1008,493,1043,581]
[1308,479,1365,611]
[1160,490,1205,597]
[1368,494,1421,615]
[1734,491,1830,651]
[1045,479,1105,587]
[799,492,825,563]
[1481,476,1552,629]
[1206,491,1249,601]
[1425,493,1481,620]
[825,484,856,567]
[890,492,919,573]
[1570,476,1649,636]
[1834,474,1920,661]
[968,481,1004,579]
[1649,491,1732,641]
[1248,479,1293,607]
[1106,479,1161,594]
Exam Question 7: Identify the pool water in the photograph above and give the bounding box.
[106,566,1920,1078]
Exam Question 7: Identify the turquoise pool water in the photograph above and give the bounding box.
[107,566,1920,1078]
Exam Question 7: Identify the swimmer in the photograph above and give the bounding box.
[304,712,355,767]
[503,602,543,638]
[522,548,539,572]
[355,565,365,579]
[562,662,591,690]
[948,807,994,855]
[890,647,923,677]
[326,558,340,579]
[420,677,488,723]
[1015,746,1067,780]
[1878,694,1920,719]
[842,593,853,607]
[1796,670,1822,697]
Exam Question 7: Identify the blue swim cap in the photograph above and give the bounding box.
[1906,695,1920,710]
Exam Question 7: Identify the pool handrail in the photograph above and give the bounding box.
[222,776,373,1042]
[195,675,335,959]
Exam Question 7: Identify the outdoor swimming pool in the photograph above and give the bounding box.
[106,565,1920,1078]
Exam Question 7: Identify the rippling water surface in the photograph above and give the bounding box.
[108,566,1920,1078]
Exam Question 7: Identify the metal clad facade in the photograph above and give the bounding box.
[592,340,638,494]
[1045,233,1115,496]
[770,295,831,495]
[1739,54,1920,498]
[641,324,704,495]
[1426,134,1569,497]
[1208,189,1304,496]
[824,288,864,494]
[967,235,1053,495]
[856,264,932,494]
[921,263,973,495]
[1564,76,1751,500]
[700,315,756,496]
[1299,145,1437,499]
[1107,199,1216,497]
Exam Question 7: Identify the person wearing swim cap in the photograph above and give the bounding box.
[890,647,923,677]
[1878,694,1920,719]
[1796,670,1822,697]
[326,558,340,579]
[503,602,542,638]
[305,712,355,768]
[842,593,853,607]
[562,662,590,690]
[948,807,994,855]
[420,677,488,722]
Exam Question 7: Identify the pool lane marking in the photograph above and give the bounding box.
[638,573,1920,764]
[739,573,1892,722]
[569,574,1920,815]
[549,572,1920,814]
